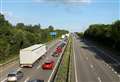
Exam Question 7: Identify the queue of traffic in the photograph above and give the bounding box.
[5,34,69,82]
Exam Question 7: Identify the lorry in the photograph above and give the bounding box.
[19,44,47,67]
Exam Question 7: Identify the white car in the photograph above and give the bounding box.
[7,70,23,82]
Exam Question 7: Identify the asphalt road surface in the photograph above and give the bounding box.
[0,39,60,82]
[72,34,120,82]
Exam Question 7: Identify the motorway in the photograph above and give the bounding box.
[72,34,120,82]
[1,34,120,82]
[0,39,60,82]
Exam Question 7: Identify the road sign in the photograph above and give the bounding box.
[50,32,57,36]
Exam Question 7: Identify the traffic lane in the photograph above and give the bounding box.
[0,39,59,82]
[17,40,58,82]
[18,45,61,82]
[82,39,120,74]
[0,61,20,81]
[47,39,59,50]
[73,37,98,82]
[78,40,120,82]
[27,56,59,82]
[71,46,76,82]
[24,42,66,82]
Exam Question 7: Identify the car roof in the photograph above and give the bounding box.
[28,79,44,82]
[8,70,21,74]
[9,70,17,74]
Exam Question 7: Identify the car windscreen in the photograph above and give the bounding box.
[8,74,16,77]
[45,62,51,64]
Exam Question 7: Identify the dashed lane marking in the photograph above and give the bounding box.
[97,77,102,82]
[24,77,30,82]
[90,64,94,68]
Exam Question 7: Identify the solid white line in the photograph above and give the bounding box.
[1,78,7,82]
[97,77,102,82]
[47,46,65,82]
[73,38,78,82]
[24,77,30,82]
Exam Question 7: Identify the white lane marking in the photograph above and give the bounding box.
[17,67,22,71]
[37,64,42,69]
[90,64,94,68]
[118,75,120,78]
[37,41,58,70]
[0,61,18,73]
[47,44,67,82]
[114,71,117,74]
[73,38,78,82]
[36,52,54,69]
[1,78,7,82]
[109,66,111,69]
[86,57,88,60]
[1,67,22,82]
[106,64,108,66]
[94,46,120,64]
[112,69,114,72]
[24,77,30,82]
[97,77,102,82]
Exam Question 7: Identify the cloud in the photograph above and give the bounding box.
[34,0,91,4]
[1,11,24,24]
[1,11,13,17]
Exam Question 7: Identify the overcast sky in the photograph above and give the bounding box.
[0,0,119,32]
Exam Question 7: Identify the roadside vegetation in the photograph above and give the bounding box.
[0,13,68,63]
[75,32,84,38]
[77,20,120,54]
[54,37,72,82]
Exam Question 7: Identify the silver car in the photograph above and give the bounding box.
[7,70,23,82]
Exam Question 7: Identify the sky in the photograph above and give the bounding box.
[0,0,119,32]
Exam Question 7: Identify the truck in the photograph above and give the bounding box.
[61,34,66,39]
[19,44,47,67]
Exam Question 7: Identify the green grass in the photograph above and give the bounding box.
[0,54,18,64]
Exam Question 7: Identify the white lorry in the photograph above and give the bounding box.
[19,44,47,67]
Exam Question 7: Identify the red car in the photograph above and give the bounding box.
[42,60,54,70]
[55,46,62,54]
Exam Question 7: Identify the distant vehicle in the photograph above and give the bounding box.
[7,70,23,82]
[61,34,66,39]
[19,44,47,67]
[42,59,55,70]
[28,79,44,82]
[55,46,62,54]
[52,51,59,57]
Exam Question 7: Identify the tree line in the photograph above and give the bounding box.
[0,13,68,62]
[83,20,120,51]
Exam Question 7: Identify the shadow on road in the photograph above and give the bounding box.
[80,39,120,74]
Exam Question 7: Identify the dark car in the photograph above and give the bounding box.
[28,79,44,82]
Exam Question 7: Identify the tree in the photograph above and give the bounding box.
[48,25,54,31]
